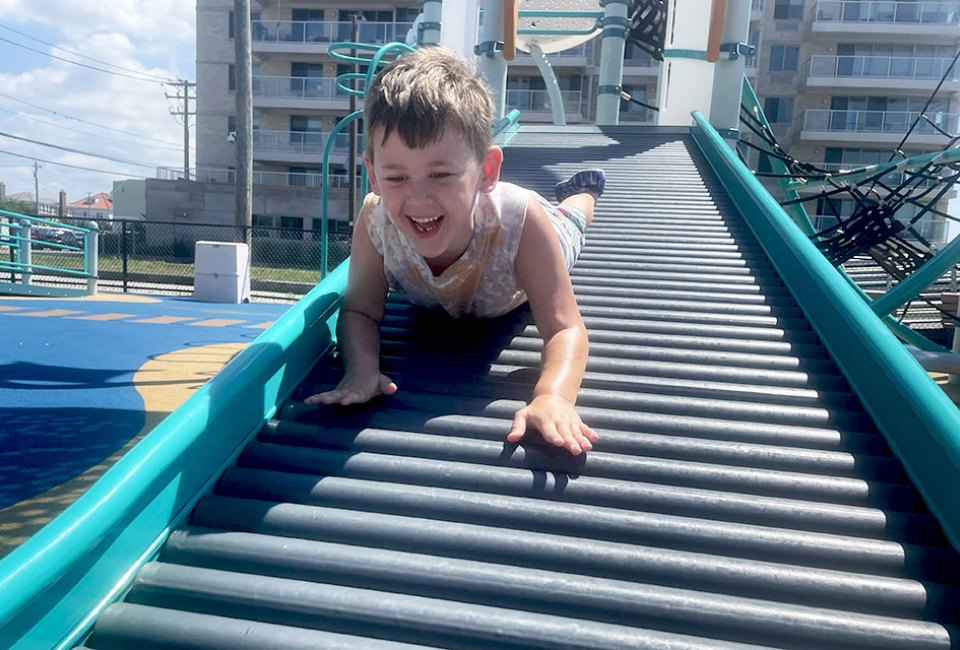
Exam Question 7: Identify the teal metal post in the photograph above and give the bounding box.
[84,221,99,295]
[18,219,31,286]
[596,0,629,125]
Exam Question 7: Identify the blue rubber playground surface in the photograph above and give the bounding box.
[0,294,292,510]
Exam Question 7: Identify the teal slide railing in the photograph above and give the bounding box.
[0,262,349,650]
[691,110,960,550]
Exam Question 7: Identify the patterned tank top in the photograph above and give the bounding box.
[363,181,531,318]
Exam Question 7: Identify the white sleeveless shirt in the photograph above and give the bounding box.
[363,181,530,318]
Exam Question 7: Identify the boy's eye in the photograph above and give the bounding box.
[430,172,452,179]
[385,176,406,183]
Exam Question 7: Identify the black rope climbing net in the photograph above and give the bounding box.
[737,51,960,327]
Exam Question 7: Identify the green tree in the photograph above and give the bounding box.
[0,198,35,216]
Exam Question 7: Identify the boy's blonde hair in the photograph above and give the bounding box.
[365,47,494,162]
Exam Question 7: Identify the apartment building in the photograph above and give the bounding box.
[194,0,960,241]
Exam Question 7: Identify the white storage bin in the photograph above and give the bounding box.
[193,241,251,303]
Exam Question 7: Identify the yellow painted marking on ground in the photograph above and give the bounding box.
[931,372,960,407]
[70,312,137,321]
[0,342,248,557]
[190,318,246,327]
[7,309,86,318]
[133,316,196,324]
[246,321,275,329]
[134,342,247,413]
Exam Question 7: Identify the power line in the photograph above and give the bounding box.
[0,150,146,178]
[0,130,161,169]
[0,91,182,146]
[0,107,183,152]
[0,35,173,84]
[0,23,174,83]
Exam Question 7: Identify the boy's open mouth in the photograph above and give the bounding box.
[407,214,443,235]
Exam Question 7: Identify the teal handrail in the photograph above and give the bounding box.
[0,210,94,292]
[691,109,960,551]
[0,261,350,650]
[319,41,416,278]
[320,109,363,277]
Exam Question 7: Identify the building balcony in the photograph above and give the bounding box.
[807,55,960,92]
[504,89,587,122]
[622,52,660,78]
[508,42,595,69]
[801,109,960,146]
[251,19,414,55]
[619,107,658,125]
[813,1,960,36]
[158,166,351,191]
[252,75,352,110]
[806,161,940,189]
[252,129,361,165]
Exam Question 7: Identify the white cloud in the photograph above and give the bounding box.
[0,0,195,206]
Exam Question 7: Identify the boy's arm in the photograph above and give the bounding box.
[508,196,598,455]
[305,206,396,406]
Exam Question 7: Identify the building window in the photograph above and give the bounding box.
[280,216,304,240]
[252,215,274,238]
[763,97,794,123]
[773,0,803,19]
[769,45,799,72]
[228,64,235,91]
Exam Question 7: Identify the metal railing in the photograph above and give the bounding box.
[15,215,352,301]
[815,0,960,24]
[811,161,940,188]
[513,41,595,60]
[253,75,350,102]
[0,210,97,295]
[156,167,352,190]
[251,19,414,46]
[809,55,960,80]
[252,129,361,156]
[803,109,960,135]
[505,88,584,115]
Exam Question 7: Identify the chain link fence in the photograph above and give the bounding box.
[32,217,354,302]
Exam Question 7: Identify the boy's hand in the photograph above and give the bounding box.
[304,372,397,406]
[506,394,599,456]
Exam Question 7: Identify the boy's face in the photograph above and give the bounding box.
[364,126,502,269]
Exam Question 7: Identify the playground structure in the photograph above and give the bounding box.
[3,2,960,648]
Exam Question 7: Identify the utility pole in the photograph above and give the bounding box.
[165,79,196,180]
[234,0,254,248]
[33,161,39,215]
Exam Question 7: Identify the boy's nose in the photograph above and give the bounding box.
[407,179,434,200]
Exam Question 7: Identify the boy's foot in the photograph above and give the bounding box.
[555,169,606,203]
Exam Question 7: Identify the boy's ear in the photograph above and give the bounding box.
[363,151,381,195]
[478,145,503,193]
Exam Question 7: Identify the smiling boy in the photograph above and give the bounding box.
[305,47,604,456]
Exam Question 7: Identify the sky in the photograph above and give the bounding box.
[0,0,195,205]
